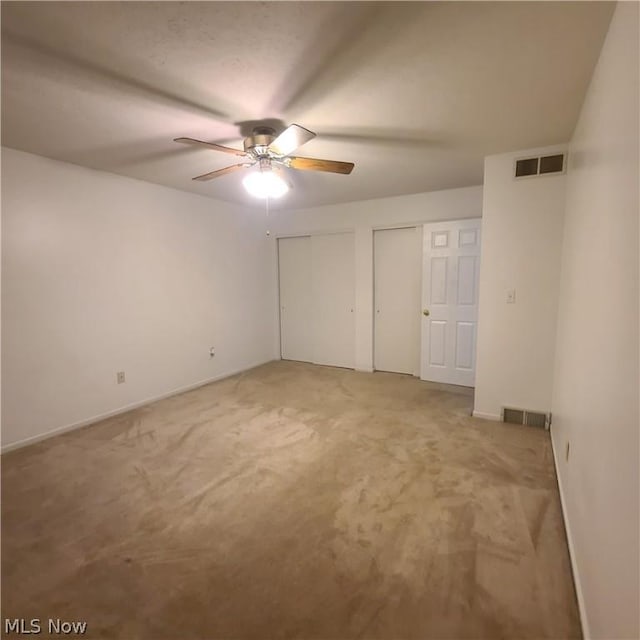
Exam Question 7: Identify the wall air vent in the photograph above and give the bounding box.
[539,154,564,174]
[514,153,565,179]
[515,157,539,177]
[502,406,549,429]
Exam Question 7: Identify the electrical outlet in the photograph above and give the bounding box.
[117,371,125,384]
[506,289,516,304]
[565,441,570,461]
[209,347,215,358]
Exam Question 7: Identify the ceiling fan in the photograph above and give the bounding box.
[174,123,354,198]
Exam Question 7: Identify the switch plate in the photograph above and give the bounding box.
[209,347,215,358]
[506,289,516,304]
[117,371,125,384]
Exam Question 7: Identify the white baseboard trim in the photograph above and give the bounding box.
[1,359,275,454]
[550,427,590,640]
[356,366,374,373]
[472,410,501,421]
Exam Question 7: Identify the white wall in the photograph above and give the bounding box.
[269,186,483,372]
[473,145,567,420]
[1,148,275,450]
[551,3,639,638]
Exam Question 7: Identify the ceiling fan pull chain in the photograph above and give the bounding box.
[265,195,270,237]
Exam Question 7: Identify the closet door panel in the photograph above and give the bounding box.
[311,233,355,369]
[374,227,422,374]
[278,236,313,363]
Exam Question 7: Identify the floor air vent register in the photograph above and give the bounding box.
[502,407,549,429]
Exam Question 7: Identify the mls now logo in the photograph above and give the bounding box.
[5,618,88,634]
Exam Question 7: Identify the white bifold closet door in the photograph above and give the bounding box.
[279,233,355,368]
[279,236,314,363]
[311,233,355,368]
[374,227,422,374]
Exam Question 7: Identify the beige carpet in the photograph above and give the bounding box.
[1,361,580,639]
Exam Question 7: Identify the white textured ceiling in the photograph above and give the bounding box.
[1,1,614,210]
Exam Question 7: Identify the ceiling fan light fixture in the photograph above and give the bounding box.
[242,168,289,199]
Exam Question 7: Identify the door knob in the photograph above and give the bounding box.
[422,309,430,316]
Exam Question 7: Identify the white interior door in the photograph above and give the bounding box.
[421,220,481,386]
[279,236,313,362]
[374,227,422,374]
[311,233,355,368]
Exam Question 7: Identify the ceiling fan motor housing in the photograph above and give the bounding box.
[244,126,277,156]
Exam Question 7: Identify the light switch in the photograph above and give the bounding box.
[506,289,516,304]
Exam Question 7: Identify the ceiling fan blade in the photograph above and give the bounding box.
[175,137,247,157]
[192,163,251,181]
[268,124,316,156]
[288,156,354,175]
